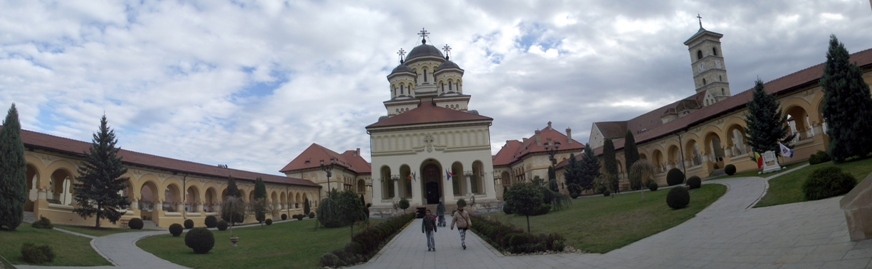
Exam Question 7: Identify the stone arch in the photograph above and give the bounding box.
[270,191,278,207]
[48,168,74,205]
[204,187,218,212]
[280,191,287,210]
[668,145,681,169]
[25,163,40,211]
[163,182,182,212]
[472,160,484,194]
[419,158,444,205]
[451,161,464,195]
[726,124,748,156]
[295,193,302,209]
[685,139,701,166]
[785,104,812,142]
[357,179,366,194]
[399,164,412,198]
[703,131,725,163]
[501,171,511,186]
[185,185,200,212]
[652,149,665,173]
[380,165,393,199]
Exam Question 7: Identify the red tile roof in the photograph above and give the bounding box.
[493,124,585,167]
[279,143,371,174]
[15,128,318,187]
[591,47,872,155]
[366,99,493,129]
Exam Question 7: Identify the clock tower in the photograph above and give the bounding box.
[684,15,731,107]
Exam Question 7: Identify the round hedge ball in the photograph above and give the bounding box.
[204,215,217,228]
[217,220,228,231]
[647,181,659,191]
[686,176,701,189]
[666,168,685,186]
[724,164,736,175]
[185,227,215,254]
[184,219,194,229]
[666,187,690,209]
[265,218,273,225]
[128,218,144,230]
[169,223,184,237]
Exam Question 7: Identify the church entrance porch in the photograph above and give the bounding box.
[420,161,444,205]
[425,182,440,204]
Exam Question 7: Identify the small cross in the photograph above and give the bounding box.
[397,48,406,63]
[697,14,703,29]
[442,44,451,59]
[418,28,430,44]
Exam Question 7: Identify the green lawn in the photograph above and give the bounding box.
[138,219,376,269]
[707,162,805,180]
[0,225,111,266]
[755,157,872,208]
[486,184,727,254]
[55,224,143,237]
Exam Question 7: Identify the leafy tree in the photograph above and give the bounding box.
[624,131,640,190]
[578,144,601,192]
[253,178,267,223]
[72,115,131,228]
[225,177,241,198]
[630,160,656,201]
[398,197,410,213]
[359,194,369,221]
[336,189,366,239]
[743,79,795,156]
[820,34,872,162]
[221,196,246,226]
[317,190,341,228]
[0,104,26,230]
[603,139,619,193]
[303,198,311,215]
[504,182,544,233]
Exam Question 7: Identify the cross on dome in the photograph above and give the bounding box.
[397,48,406,63]
[442,44,451,60]
[697,14,703,29]
[418,28,430,44]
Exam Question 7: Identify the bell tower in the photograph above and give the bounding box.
[684,15,730,107]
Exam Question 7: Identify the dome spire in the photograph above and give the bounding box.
[442,44,452,60]
[697,14,704,29]
[418,28,430,44]
[397,48,406,63]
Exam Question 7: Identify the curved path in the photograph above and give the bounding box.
[354,177,872,269]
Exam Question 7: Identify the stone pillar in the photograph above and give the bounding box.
[197,203,204,212]
[62,178,72,205]
[393,180,399,199]
[411,176,422,206]
[464,175,472,196]
[131,199,139,210]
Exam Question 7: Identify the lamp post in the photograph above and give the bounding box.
[544,140,562,167]
[320,158,335,193]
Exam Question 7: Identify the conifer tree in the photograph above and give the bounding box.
[820,35,872,162]
[73,115,131,228]
[578,144,601,192]
[0,104,27,230]
[225,176,240,198]
[624,131,641,190]
[603,139,619,192]
[304,198,311,215]
[253,177,267,223]
[563,153,582,193]
[221,177,244,224]
[743,79,794,155]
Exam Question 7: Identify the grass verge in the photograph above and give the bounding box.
[485,184,726,254]
[55,224,142,237]
[707,162,805,180]
[138,219,375,269]
[755,157,872,208]
[0,225,111,266]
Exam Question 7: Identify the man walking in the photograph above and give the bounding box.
[422,209,437,251]
[450,205,472,250]
[436,200,446,227]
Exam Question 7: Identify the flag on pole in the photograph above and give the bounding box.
[445,170,453,181]
[755,152,763,169]
[779,142,794,158]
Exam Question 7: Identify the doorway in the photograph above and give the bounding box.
[426,182,440,204]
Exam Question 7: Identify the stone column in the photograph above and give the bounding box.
[464,175,472,196]
[393,179,399,199]
[411,176,422,205]
[443,178,455,204]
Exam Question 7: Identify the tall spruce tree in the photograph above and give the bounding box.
[563,153,582,185]
[743,79,794,155]
[624,131,641,190]
[819,35,872,162]
[225,176,241,198]
[0,104,27,230]
[578,144,601,191]
[221,177,244,224]
[603,139,619,192]
[253,177,267,223]
[72,115,131,228]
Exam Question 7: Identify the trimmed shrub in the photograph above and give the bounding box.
[802,167,857,200]
[184,219,194,229]
[666,168,684,186]
[21,243,55,264]
[603,190,611,197]
[568,184,581,199]
[31,216,53,229]
[666,187,690,209]
[296,214,304,221]
[184,227,215,254]
[320,253,342,268]
[265,218,273,225]
[809,150,832,165]
[321,213,415,267]
[686,176,701,189]
[128,218,144,230]
[169,223,183,237]
[725,164,737,175]
[647,180,659,191]
[531,204,551,216]
[502,204,513,214]
[216,220,228,231]
[281,214,288,220]
[469,215,565,254]
[204,216,217,228]
[308,212,315,219]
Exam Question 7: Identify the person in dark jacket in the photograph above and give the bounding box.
[436,200,446,227]
[422,209,437,251]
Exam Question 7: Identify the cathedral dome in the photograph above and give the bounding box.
[405,44,444,62]
[389,63,414,76]
[435,60,460,71]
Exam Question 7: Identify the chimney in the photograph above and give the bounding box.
[566,128,573,143]
[355,148,360,157]
[523,138,528,143]
[535,130,542,146]
[547,121,552,129]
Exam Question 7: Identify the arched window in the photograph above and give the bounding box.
[441,82,445,93]
[712,47,718,56]
[423,68,428,83]
[721,88,725,95]
[449,81,453,91]
[702,78,707,85]
[697,50,703,60]
[719,75,722,81]
[400,85,404,95]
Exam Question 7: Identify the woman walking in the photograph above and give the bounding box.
[450,205,472,250]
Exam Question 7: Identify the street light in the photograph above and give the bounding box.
[320,158,335,192]
[544,140,562,167]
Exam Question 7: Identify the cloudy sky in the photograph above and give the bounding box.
[2,0,871,175]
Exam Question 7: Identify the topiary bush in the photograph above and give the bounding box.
[296,214,304,221]
[502,204,513,214]
[204,216,217,228]
[808,150,832,165]
[568,184,581,199]
[666,187,690,209]
[686,176,701,189]
[603,190,611,197]
[128,218,144,230]
[184,227,215,254]
[802,167,857,200]
[647,180,659,191]
[169,223,183,237]
[666,168,684,186]
[184,219,194,229]
[281,214,287,220]
[216,220,228,231]
[724,164,736,175]
[31,216,53,229]
[21,243,55,264]
[265,218,273,225]
[308,212,315,219]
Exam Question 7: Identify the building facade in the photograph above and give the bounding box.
[280,144,372,204]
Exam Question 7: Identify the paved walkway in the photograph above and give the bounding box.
[354,176,872,269]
